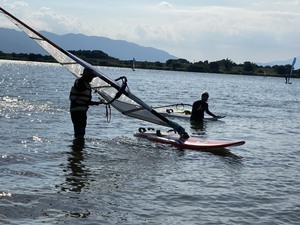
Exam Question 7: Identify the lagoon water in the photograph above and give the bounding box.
[0,60,299,224]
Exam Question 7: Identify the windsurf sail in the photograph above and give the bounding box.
[0,7,188,137]
[288,57,296,83]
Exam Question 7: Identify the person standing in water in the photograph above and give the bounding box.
[69,68,101,139]
[190,92,219,123]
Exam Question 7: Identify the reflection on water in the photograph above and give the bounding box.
[190,120,206,134]
[189,119,226,135]
[179,145,243,161]
[61,138,89,192]
[208,148,243,161]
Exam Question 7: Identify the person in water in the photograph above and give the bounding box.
[69,68,101,139]
[190,92,219,122]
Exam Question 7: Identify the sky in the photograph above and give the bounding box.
[1,0,300,64]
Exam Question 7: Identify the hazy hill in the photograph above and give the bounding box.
[1,28,298,68]
[257,58,299,70]
[0,28,177,62]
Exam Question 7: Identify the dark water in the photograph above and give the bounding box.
[1,60,299,224]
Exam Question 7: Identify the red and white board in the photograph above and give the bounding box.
[134,128,245,150]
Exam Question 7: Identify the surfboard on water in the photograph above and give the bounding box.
[156,108,225,121]
[134,128,245,150]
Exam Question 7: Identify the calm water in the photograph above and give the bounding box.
[0,60,299,225]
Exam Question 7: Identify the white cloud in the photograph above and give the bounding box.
[1,0,300,63]
[157,1,173,8]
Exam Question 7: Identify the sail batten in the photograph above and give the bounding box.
[61,62,79,65]
[0,7,188,136]
[31,37,43,41]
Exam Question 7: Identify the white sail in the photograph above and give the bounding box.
[0,7,188,136]
[288,57,296,83]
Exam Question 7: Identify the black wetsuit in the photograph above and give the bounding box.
[190,100,215,122]
[69,77,97,138]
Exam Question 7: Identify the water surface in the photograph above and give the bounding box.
[0,60,299,224]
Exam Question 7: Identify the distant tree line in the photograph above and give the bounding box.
[0,50,299,78]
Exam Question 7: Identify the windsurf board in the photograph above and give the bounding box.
[134,128,245,150]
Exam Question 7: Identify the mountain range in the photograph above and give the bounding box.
[257,58,299,70]
[0,27,298,69]
[0,28,177,62]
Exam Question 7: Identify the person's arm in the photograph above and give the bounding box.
[89,101,101,106]
[205,104,217,117]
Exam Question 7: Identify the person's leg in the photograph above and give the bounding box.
[71,111,87,138]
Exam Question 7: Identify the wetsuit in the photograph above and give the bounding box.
[69,76,96,138]
[190,100,216,122]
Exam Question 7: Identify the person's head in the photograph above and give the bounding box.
[201,92,209,101]
[82,68,96,82]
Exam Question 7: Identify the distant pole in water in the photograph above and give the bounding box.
[263,70,266,77]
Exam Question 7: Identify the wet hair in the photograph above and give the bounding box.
[201,92,209,98]
[82,68,94,76]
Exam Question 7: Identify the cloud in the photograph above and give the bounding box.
[123,3,300,62]
[3,1,28,9]
[157,1,173,8]
[1,0,299,63]
[26,7,92,34]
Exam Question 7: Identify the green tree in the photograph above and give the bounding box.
[187,63,206,72]
[243,61,255,73]
[209,61,219,73]
[273,65,288,75]
[220,58,234,71]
